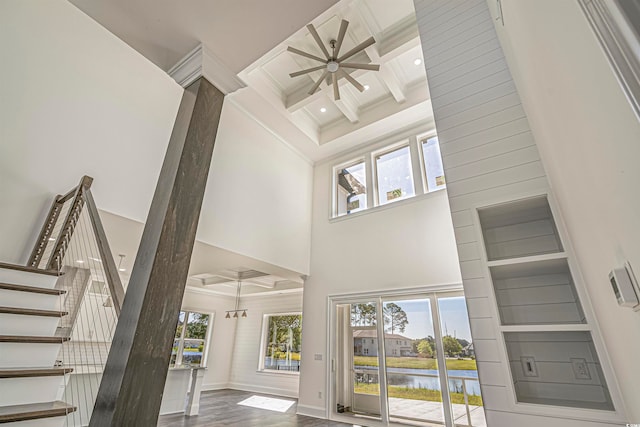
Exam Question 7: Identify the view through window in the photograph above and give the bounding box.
[171,310,211,367]
[261,313,302,373]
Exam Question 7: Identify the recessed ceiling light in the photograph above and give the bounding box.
[364,85,370,91]
[414,58,422,66]
[76,260,84,264]
[48,237,56,241]
[118,268,126,272]
[320,107,327,113]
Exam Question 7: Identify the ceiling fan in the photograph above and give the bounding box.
[287,19,380,101]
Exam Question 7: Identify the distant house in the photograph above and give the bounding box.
[462,342,474,358]
[353,330,412,357]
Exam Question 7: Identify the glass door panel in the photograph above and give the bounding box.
[335,301,382,419]
[436,296,485,427]
[382,298,446,426]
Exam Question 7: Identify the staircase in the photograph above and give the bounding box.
[0,262,76,426]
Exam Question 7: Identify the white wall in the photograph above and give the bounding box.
[297,125,462,415]
[228,292,303,398]
[489,1,640,419]
[0,0,313,276]
[0,0,181,264]
[413,0,629,425]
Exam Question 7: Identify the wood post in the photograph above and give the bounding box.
[89,77,224,426]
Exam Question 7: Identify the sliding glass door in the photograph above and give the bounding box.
[331,291,484,427]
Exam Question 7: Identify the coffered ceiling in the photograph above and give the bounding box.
[237,0,433,158]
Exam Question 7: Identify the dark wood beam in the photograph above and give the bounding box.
[89,77,224,426]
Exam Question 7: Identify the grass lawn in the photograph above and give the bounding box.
[353,356,477,371]
[355,383,483,406]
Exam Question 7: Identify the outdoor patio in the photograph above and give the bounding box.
[388,397,486,427]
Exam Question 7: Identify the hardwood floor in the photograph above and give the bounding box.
[157,389,354,426]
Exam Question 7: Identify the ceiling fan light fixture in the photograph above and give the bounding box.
[287,19,379,101]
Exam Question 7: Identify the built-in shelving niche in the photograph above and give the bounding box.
[478,195,615,413]
[490,258,586,325]
[479,196,563,261]
[504,331,614,411]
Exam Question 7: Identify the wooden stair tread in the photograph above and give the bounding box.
[0,401,76,423]
[0,262,60,276]
[0,367,73,378]
[0,335,70,344]
[0,307,67,317]
[0,282,65,295]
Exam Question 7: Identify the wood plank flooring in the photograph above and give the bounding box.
[157,389,353,426]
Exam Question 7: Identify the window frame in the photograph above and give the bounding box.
[417,131,446,193]
[258,311,303,375]
[333,157,368,218]
[371,139,415,207]
[171,309,214,368]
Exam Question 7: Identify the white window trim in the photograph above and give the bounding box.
[172,309,214,368]
[371,139,415,207]
[257,311,302,375]
[332,157,367,218]
[416,130,441,193]
[578,0,640,121]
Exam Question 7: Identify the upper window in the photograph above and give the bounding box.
[421,136,446,192]
[171,310,212,368]
[374,145,415,205]
[335,160,367,217]
[260,313,302,373]
[332,131,446,218]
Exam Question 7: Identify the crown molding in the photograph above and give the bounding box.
[168,44,247,94]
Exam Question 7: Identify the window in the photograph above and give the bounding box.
[332,131,446,218]
[335,160,367,217]
[171,310,212,367]
[421,136,446,192]
[374,145,415,205]
[260,313,302,373]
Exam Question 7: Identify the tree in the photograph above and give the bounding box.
[185,313,209,339]
[351,303,376,326]
[442,335,463,357]
[416,339,433,357]
[383,303,408,334]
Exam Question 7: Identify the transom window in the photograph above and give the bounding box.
[171,310,212,368]
[374,145,415,205]
[333,131,446,218]
[259,313,302,373]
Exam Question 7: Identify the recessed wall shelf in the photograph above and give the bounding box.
[478,195,616,413]
[479,196,563,261]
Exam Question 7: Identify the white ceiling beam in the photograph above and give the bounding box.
[334,90,360,123]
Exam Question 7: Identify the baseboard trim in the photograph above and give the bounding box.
[226,382,298,399]
[202,382,230,391]
[296,404,326,419]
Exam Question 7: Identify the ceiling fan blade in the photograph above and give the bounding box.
[307,24,331,59]
[334,20,349,58]
[287,46,326,63]
[332,73,340,101]
[289,65,326,78]
[337,36,376,62]
[338,69,365,92]
[340,63,380,71]
[309,70,329,95]
[325,74,332,86]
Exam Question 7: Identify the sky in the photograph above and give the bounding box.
[389,297,472,342]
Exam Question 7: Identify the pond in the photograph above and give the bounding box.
[357,366,481,396]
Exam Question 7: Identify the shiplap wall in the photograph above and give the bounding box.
[228,292,303,398]
[413,0,622,425]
